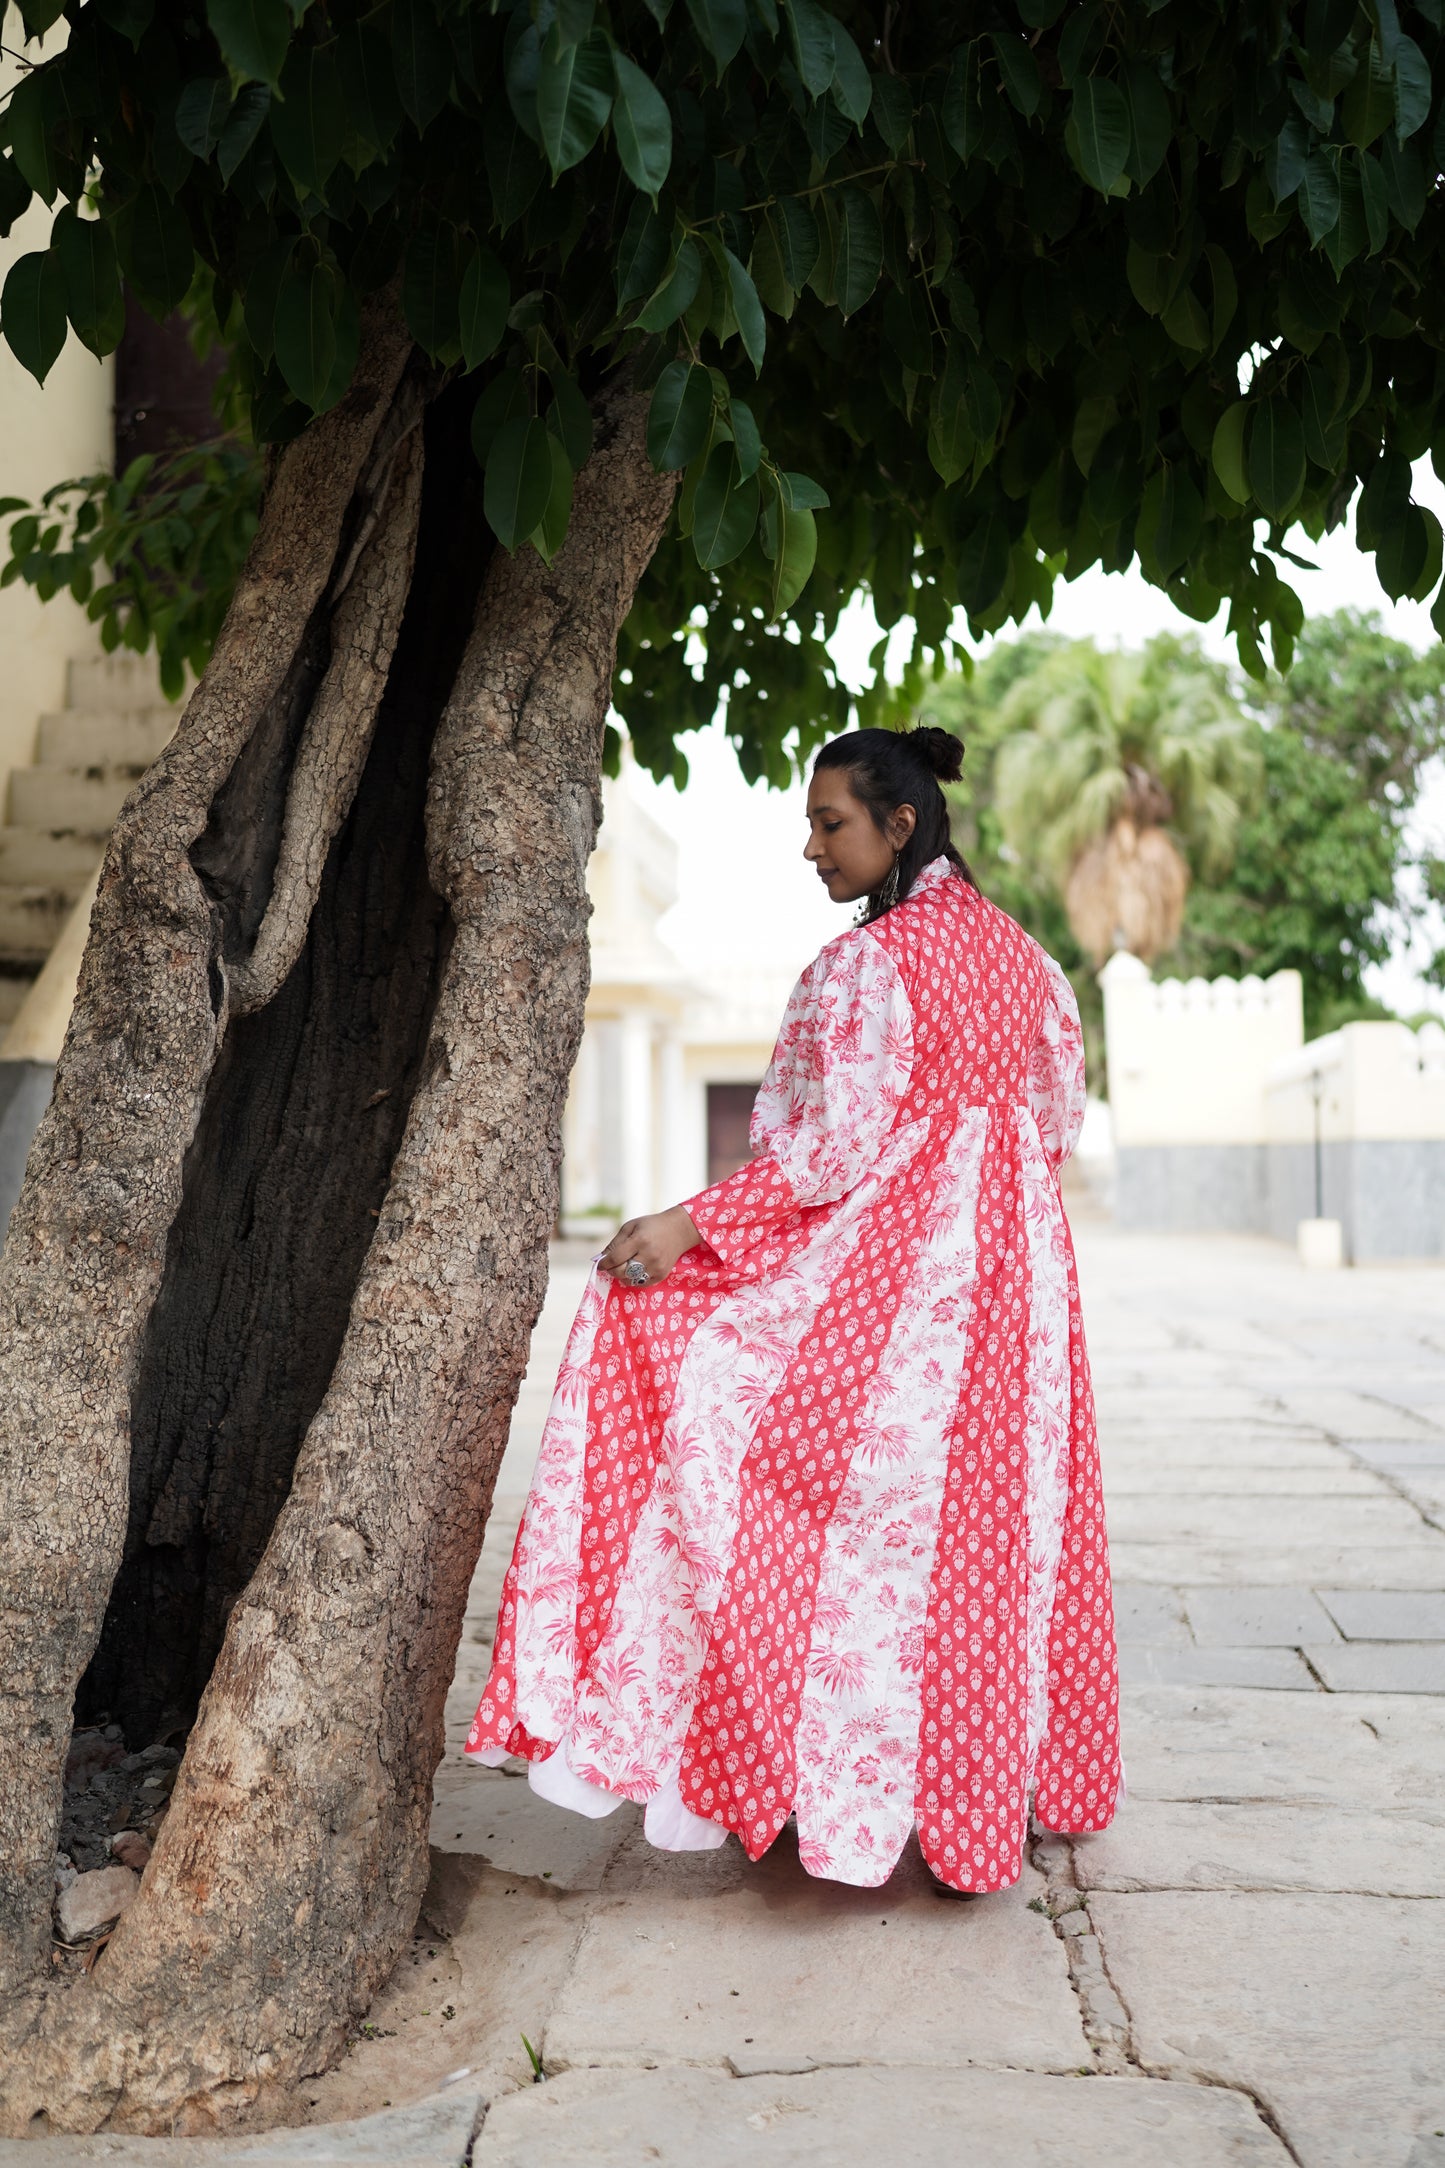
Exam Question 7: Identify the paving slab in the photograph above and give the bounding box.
[1271,1389,1443,1443]
[1108,1542,1445,1590]
[1073,1799,1445,1897]
[1303,1642,1445,1693]
[429,1762,633,1889]
[1104,1467,1382,1497]
[1104,1494,1434,1550]
[1119,1645,1317,1691]
[1346,1441,1445,1471]
[1112,1585,1189,1644]
[1090,1890,1445,2168]
[1182,1587,1341,1647]
[0,2092,484,2166]
[543,1832,1087,2076]
[474,2065,1289,2166]
[1118,1685,1445,1809]
[1317,1591,1445,1641]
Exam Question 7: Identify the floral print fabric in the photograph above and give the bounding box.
[467,857,1121,1890]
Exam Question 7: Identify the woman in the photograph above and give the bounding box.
[466,725,1120,1893]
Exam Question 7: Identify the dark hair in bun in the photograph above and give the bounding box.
[812,725,974,921]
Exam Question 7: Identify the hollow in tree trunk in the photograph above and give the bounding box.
[0,302,677,2134]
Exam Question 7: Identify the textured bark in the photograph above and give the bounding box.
[0,300,414,2000]
[0,366,675,2133]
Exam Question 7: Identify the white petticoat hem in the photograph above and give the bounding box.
[463,1739,729,1852]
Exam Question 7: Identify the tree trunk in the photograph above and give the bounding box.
[0,305,676,2134]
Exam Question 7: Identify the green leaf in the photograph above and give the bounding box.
[1410,506,1443,603]
[771,197,820,290]
[1161,283,1209,352]
[1071,78,1131,193]
[270,42,344,198]
[928,354,976,485]
[766,493,817,618]
[459,247,509,371]
[7,74,58,205]
[536,26,614,176]
[1071,391,1116,477]
[403,220,461,358]
[1380,130,1426,227]
[942,42,986,162]
[1212,402,1250,503]
[554,0,595,49]
[684,0,747,76]
[470,370,530,465]
[1376,500,1431,598]
[53,211,124,359]
[830,21,872,126]
[274,253,337,407]
[729,396,761,478]
[692,442,758,569]
[206,0,291,89]
[486,415,555,551]
[1264,112,1310,204]
[529,430,574,563]
[723,248,765,371]
[834,185,882,316]
[955,500,1011,615]
[1137,463,1202,578]
[546,369,594,471]
[1358,148,1389,251]
[611,53,672,197]
[1248,397,1306,522]
[616,198,669,305]
[991,32,1041,119]
[1204,243,1237,350]
[338,27,403,159]
[1341,36,1394,146]
[1392,31,1431,139]
[1299,149,1341,241]
[869,73,912,152]
[786,0,836,97]
[647,359,714,471]
[94,0,154,44]
[634,235,701,331]
[1122,59,1171,187]
[121,183,195,313]
[778,470,829,508]
[1,249,67,385]
[1322,152,1368,271]
[391,0,453,134]
[1301,362,1346,468]
[218,84,271,181]
[0,156,33,243]
[963,358,1002,445]
[175,77,233,158]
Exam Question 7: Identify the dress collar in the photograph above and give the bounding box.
[909,856,954,897]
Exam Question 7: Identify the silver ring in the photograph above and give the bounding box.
[618,1259,649,1287]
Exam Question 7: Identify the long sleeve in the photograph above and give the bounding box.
[1028,951,1086,1174]
[684,928,915,1268]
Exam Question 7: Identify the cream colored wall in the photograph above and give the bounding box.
[1101,950,1305,1147]
[0,35,115,789]
[1266,1022,1445,1144]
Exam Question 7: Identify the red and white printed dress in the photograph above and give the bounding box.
[466,857,1121,1891]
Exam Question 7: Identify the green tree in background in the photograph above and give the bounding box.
[1171,608,1445,1030]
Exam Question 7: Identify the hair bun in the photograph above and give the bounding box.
[908,725,964,784]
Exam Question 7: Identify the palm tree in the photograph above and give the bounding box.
[993,637,1260,967]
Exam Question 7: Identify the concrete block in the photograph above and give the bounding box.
[1111,1585,1190,1644]
[36,705,177,769]
[1318,1590,1445,1641]
[0,888,73,965]
[475,2064,1290,2167]
[1297,1216,1343,1268]
[543,1835,1087,2076]
[8,763,138,834]
[1182,1587,1341,1648]
[0,824,101,886]
[1119,1684,1445,1812]
[1303,1642,1445,1693]
[1110,1543,1445,1591]
[1090,1890,1445,2168]
[1119,1645,1316,1691]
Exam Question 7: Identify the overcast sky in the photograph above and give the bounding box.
[632,471,1445,1025]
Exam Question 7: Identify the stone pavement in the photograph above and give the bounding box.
[19,1215,1445,2167]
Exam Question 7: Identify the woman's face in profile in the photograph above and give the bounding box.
[804,768,916,905]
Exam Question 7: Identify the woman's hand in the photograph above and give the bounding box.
[598,1205,700,1289]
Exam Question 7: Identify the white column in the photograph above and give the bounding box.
[618,1008,654,1220]
[657,1031,689,1206]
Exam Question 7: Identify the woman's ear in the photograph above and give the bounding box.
[888,803,918,849]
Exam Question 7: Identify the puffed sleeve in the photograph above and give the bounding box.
[683,927,915,1268]
[1028,950,1086,1173]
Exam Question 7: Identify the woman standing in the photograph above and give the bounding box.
[467,726,1120,1893]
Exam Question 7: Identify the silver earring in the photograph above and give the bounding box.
[879,850,901,913]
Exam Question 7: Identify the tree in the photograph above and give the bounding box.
[6,0,1445,2132]
[990,636,1259,963]
[1171,608,1445,1030]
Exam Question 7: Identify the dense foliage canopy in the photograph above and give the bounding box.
[5,0,1445,779]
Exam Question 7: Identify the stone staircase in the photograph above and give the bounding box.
[0,654,179,1024]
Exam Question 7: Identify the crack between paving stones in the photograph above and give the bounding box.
[1028,1828,1308,2163]
[1266,1394,1445,1539]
